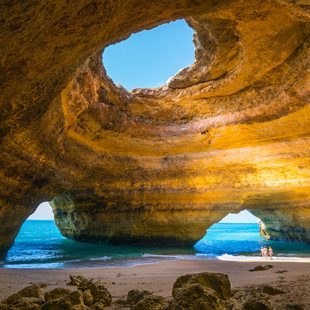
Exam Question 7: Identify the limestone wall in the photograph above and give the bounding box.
[0,0,309,256]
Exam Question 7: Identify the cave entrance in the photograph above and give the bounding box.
[103,19,195,90]
[194,210,268,257]
[4,202,66,268]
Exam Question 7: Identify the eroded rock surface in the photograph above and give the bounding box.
[0,273,307,309]
[172,272,231,300]
[0,275,113,310]
[0,0,310,255]
[2,284,45,310]
[125,289,168,310]
[67,275,112,307]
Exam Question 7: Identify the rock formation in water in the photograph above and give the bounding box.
[0,0,309,257]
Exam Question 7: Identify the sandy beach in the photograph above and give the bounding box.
[0,259,309,309]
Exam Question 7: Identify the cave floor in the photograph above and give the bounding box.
[0,259,309,309]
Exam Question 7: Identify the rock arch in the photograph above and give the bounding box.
[0,0,309,257]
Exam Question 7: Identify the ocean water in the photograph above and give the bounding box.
[1,221,310,268]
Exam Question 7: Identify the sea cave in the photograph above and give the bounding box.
[0,0,309,308]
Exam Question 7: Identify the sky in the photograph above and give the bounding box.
[219,210,258,223]
[28,202,54,220]
[103,19,195,90]
[28,21,258,224]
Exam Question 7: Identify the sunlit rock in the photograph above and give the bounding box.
[0,0,309,256]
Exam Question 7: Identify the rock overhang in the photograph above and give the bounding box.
[0,0,309,257]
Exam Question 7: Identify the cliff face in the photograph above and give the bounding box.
[0,0,309,257]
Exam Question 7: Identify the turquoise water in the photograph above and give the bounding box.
[194,223,310,257]
[1,221,310,268]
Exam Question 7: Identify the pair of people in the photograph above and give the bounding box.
[261,246,273,259]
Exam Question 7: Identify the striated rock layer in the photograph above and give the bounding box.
[0,0,309,257]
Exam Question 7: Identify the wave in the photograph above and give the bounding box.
[2,262,65,269]
[88,256,112,261]
[142,253,182,259]
[216,254,310,263]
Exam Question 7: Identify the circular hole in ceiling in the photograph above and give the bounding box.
[103,19,195,91]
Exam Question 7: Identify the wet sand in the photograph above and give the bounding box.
[0,259,309,309]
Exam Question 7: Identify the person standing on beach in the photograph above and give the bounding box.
[262,246,268,258]
[268,246,273,259]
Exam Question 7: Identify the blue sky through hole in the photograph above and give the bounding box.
[103,19,195,90]
[28,202,54,220]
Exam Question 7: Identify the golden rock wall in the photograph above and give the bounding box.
[0,0,309,256]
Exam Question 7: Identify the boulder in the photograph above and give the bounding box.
[16,284,43,299]
[2,284,44,309]
[232,287,272,310]
[3,298,41,309]
[4,284,43,303]
[88,282,111,306]
[45,288,71,302]
[68,291,84,305]
[243,298,271,310]
[262,285,285,295]
[133,294,168,310]
[114,298,129,307]
[82,289,93,307]
[68,275,89,287]
[72,306,91,310]
[127,289,168,310]
[172,272,231,299]
[127,289,152,306]
[68,275,111,307]
[91,302,105,309]
[168,283,223,310]
[41,290,84,310]
[0,303,8,310]
[249,265,273,272]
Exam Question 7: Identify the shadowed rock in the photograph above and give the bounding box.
[91,302,106,309]
[82,289,93,307]
[68,275,111,307]
[127,289,153,306]
[249,265,273,272]
[0,276,114,309]
[41,290,85,310]
[0,303,8,310]
[285,304,304,310]
[45,288,71,302]
[232,287,272,310]
[132,294,168,310]
[262,285,285,295]
[2,284,45,309]
[4,284,43,302]
[243,299,271,310]
[127,289,167,310]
